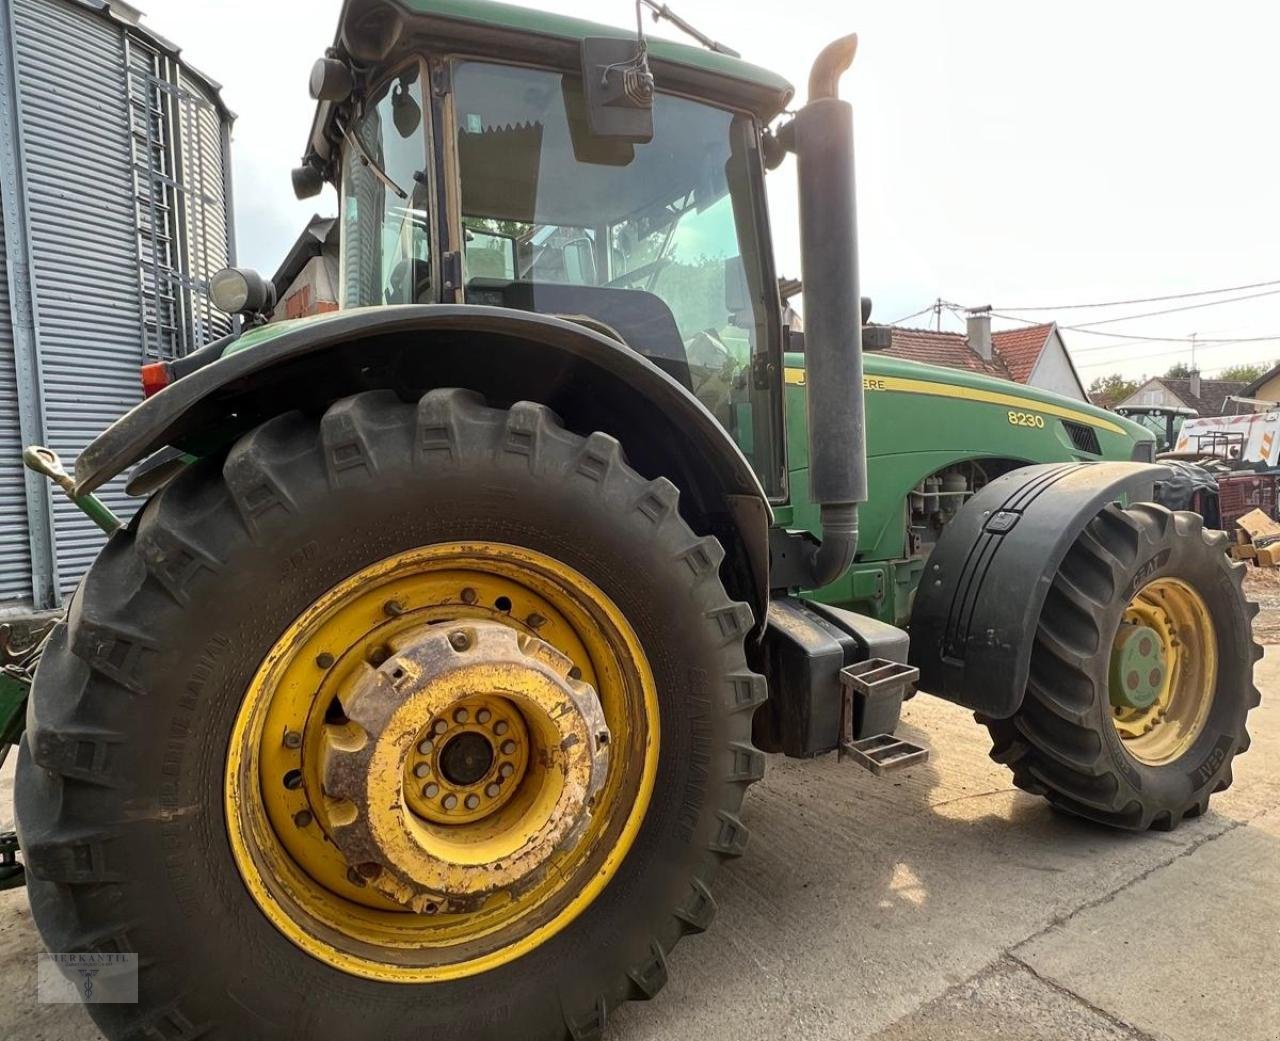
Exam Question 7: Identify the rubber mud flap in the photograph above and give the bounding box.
[909,461,1166,717]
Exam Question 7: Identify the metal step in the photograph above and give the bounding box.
[838,733,930,775]
[837,657,929,774]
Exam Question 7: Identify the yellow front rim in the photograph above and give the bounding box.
[1112,577,1217,765]
[225,543,660,982]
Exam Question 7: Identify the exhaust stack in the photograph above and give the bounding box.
[794,35,864,586]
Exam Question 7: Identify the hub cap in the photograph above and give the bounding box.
[321,621,610,914]
[225,543,659,982]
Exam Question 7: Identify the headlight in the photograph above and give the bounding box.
[1131,439,1156,463]
[210,267,276,317]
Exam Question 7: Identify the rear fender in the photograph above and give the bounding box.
[73,306,774,628]
[908,461,1168,716]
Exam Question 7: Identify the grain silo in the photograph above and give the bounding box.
[0,0,234,616]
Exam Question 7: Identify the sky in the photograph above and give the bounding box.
[136,0,1280,386]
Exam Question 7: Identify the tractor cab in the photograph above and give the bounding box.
[1115,404,1196,453]
[296,0,797,496]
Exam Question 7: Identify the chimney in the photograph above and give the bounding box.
[967,306,993,360]
[1190,369,1201,400]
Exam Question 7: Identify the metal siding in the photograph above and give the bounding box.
[0,185,32,601]
[177,69,232,342]
[13,0,141,592]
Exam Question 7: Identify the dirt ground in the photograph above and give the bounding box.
[1244,567,1280,644]
[1,632,1277,1041]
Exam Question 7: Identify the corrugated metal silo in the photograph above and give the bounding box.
[0,0,234,614]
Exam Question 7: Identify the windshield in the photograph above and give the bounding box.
[452,60,783,496]
[340,63,432,307]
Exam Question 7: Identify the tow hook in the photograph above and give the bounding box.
[23,446,122,535]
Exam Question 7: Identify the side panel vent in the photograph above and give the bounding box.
[1063,420,1101,455]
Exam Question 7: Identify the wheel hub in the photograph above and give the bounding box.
[321,620,611,914]
[1109,623,1166,711]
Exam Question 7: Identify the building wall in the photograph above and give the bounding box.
[1027,330,1086,401]
[0,0,234,610]
[0,183,32,603]
[1250,372,1280,404]
[14,0,145,595]
[1116,377,1189,410]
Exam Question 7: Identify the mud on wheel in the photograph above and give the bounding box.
[15,389,766,1041]
[985,501,1261,830]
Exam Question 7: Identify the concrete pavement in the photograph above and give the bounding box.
[2,653,1276,1041]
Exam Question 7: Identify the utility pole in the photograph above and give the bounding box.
[934,297,942,332]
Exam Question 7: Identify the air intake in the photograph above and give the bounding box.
[1063,421,1101,455]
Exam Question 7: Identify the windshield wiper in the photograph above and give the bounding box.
[341,123,409,200]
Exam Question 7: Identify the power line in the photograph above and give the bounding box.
[987,311,1280,347]
[996,277,1280,312]
[885,304,934,325]
[1074,337,1280,369]
[1064,288,1280,329]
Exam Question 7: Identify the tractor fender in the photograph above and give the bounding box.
[73,305,774,627]
[908,461,1169,717]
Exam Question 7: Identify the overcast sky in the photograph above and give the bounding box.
[137,0,1280,385]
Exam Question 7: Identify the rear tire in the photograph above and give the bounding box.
[983,502,1260,830]
[16,389,766,1041]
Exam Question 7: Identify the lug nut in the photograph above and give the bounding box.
[499,763,515,779]
[501,740,516,756]
[485,783,501,798]
[465,794,480,810]
[423,783,439,798]
[453,708,469,724]
[433,720,448,735]
[442,794,458,810]
[283,730,303,749]
[460,587,478,604]
[476,709,491,724]
[418,739,434,754]
[494,721,509,736]
[526,613,547,629]
[293,809,313,828]
[449,631,471,651]
[315,652,335,669]
[414,763,430,778]
[383,599,404,617]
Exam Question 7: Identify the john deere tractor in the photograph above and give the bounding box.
[12,1,1257,1039]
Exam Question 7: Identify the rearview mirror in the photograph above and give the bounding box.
[580,37,654,143]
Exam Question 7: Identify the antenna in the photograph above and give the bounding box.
[638,0,740,57]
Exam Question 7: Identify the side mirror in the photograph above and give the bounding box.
[580,37,654,143]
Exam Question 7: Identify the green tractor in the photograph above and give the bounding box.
[12,1,1258,1038]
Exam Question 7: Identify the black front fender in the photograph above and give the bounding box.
[75,305,774,627]
[909,461,1169,717]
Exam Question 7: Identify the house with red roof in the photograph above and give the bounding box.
[870,310,1089,401]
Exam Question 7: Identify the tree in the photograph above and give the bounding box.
[1088,373,1140,408]
[1215,360,1276,384]
[1165,361,1192,378]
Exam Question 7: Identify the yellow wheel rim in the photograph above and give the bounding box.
[1111,577,1217,765]
[225,542,659,982]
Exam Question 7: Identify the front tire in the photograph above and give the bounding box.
[16,389,766,1041]
[984,502,1260,830]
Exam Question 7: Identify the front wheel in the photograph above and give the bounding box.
[16,389,766,1041]
[984,502,1260,830]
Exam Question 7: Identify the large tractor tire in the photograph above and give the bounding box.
[15,389,765,1041]
[984,501,1260,830]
